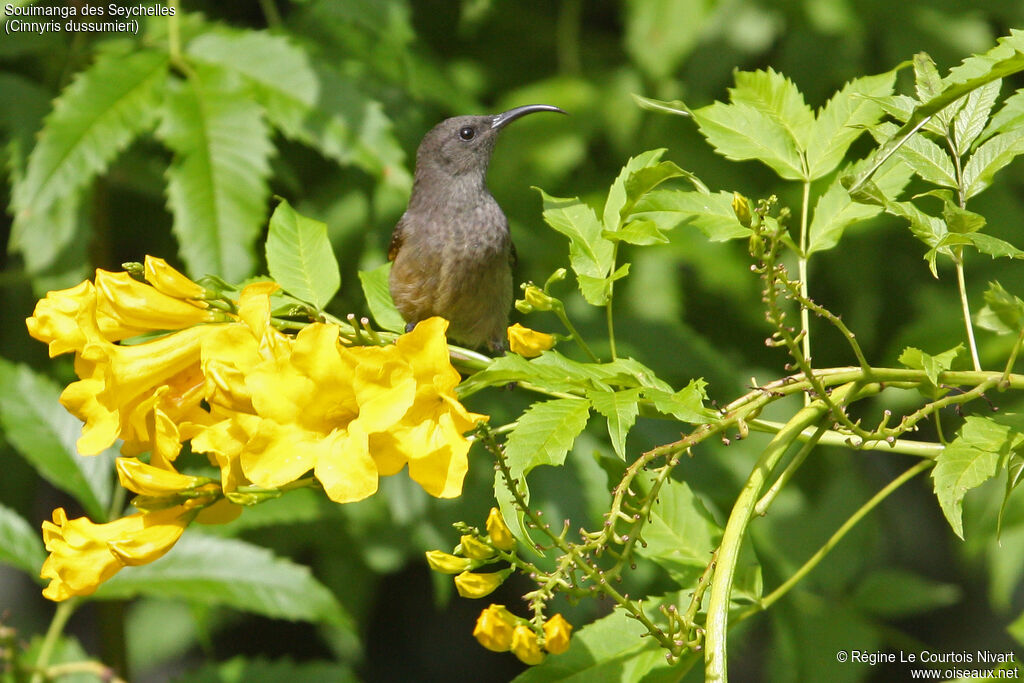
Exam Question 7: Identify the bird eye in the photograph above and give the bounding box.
[458,126,476,141]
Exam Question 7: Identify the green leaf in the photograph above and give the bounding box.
[806,70,897,179]
[97,534,351,627]
[868,121,957,188]
[0,503,45,576]
[692,100,806,180]
[644,379,714,423]
[730,67,815,152]
[633,189,750,241]
[11,49,168,224]
[913,52,952,130]
[942,202,987,234]
[602,149,667,232]
[808,157,913,254]
[953,79,1001,156]
[535,187,613,305]
[158,65,273,282]
[631,93,691,117]
[358,262,406,333]
[898,344,964,386]
[966,232,1024,260]
[0,359,112,520]
[603,219,669,245]
[187,28,317,141]
[932,415,1024,539]
[458,351,672,397]
[998,454,1024,542]
[636,477,722,587]
[588,388,641,459]
[983,86,1024,140]
[504,399,591,476]
[265,199,341,309]
[962,127,1024,199]
[976,281,1024,334]
[846,42,1024,195]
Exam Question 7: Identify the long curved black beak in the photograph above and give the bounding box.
[490,104,567,130]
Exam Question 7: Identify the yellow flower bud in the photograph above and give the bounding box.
[425,550,473,575]
[486,508,517,551]
[523,284,556,312]
[460,534,496,560]
[543,613,573,654]
[473,604,515,652]
[143,255,208,301]
[507,323,555,358]
[116,457,210,497]
[511,624,546,665]
[454,570,508,599]
[732,191,752,228]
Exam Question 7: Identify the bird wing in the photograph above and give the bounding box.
[387,216,405,262]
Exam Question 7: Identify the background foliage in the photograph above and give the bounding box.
[3,1,1024,681]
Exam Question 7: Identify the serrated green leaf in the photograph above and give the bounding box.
[983,87,1024,141]
[635,477,721,587]
[603,149,667,232]
[942,202,987,234]
[898,344,964,386]
[0,359,112,520]
[358,262,406,333]
[633,189,750,241]
[977,281,1024,335]
[158,65,273,282]
[11,49,168,223]
[962,127,1024,199]
[808,157,913,254]
[692,100,806,180]
[847,45,1024,195]
[0,503,45,576]
[187,28,317,141]
[868,121,957,188]
[603,219,669,245]
[97,534,351,627]
[967,232,1024,260]
[932,415,1024,539]
[644,379,714,423]
[730,67,815,152]
[265,199,340,309]
[588,388,641,459]
[458,351,671,397]
[806,70,896,179]
[535,187,614,305]
[953,79,1001,156]
[504,398,591,477]
[914,53,951,130]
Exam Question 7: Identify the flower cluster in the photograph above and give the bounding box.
[26,257,486,600]
[426,508,573,664]
[474,605,573,665]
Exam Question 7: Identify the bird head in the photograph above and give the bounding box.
[414,104,566,181]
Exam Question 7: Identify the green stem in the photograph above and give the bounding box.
[747,419,943,459]
[757,459,932,611]
[704,389,848,682]
[798,179,812,398]
[30,599,79,683]
[955,254,982,371]
[257,0,282,27]
[553,304,599,362]
[754,420,829,516]
[606,242,620,361]
[1002,328,1024,387]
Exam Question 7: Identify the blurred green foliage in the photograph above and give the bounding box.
[3,1,1024,681]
